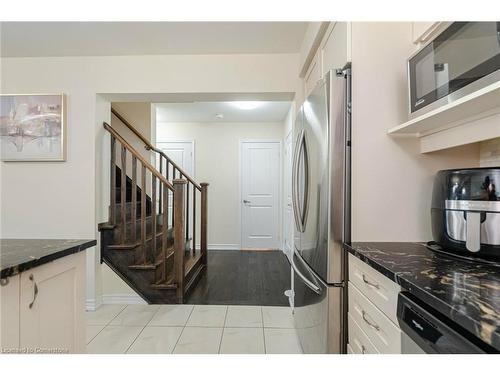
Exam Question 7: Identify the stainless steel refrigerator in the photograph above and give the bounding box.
[291,65,351,354]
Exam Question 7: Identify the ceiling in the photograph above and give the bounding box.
[0,22,308,57]
[155,101,291,123]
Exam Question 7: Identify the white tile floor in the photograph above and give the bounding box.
[86,304,303,354]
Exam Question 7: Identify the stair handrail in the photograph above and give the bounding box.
[111,107,201,191]
[103,122,174,191]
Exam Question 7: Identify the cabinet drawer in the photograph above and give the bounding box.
[348,254,400,324]
[348,281,402,353]
[348,312,379,354]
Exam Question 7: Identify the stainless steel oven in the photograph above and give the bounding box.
[408,22,500,118]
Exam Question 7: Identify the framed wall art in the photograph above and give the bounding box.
[0,94,66,161]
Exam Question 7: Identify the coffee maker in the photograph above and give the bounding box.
[431,168,500,260]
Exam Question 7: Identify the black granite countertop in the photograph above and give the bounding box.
[345,242,500,352]
[0,239,96,279]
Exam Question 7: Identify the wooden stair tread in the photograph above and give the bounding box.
[107,243,140,250]
[129,259,163,270]
[150,276,177,290]
[184,251,203,275]
[107,231,169,250]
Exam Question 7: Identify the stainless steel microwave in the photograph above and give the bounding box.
[408,22,500,118]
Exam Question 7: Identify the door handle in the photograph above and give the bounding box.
[28,274,38,309]
[292,260,321,294]
[292,129,307,233]
[291,130,302,232]
[292,251,321,295]
[301,131,309,231]
[243,200,251,204]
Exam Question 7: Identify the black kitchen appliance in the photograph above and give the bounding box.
[431,167,500,260]
[397,292,497,353]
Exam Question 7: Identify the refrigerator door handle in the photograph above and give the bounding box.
[291,130,300,231]
[301,131,310,230]
[291,256,321,294]
[292,129,306,232]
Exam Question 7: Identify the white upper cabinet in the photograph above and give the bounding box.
[322,22,351,75]
[304,49,322,97]
[301,22,351,99]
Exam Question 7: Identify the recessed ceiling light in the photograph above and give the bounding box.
[230,101,264,110]
[215,113,224,119]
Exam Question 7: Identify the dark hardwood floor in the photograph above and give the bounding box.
[186,250,291,306]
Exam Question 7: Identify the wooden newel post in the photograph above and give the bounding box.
[200,182,209,267]
[173,179,187,303]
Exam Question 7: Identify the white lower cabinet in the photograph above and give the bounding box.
[1,251,86,353]
[348,312,379,354]
[349,254,401,324]
[0,274,20,350]
[347,254,403,354]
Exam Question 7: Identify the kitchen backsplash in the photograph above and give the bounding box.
[480,138,500,167]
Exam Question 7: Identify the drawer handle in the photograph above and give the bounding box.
[29,274,38,309]
[362,274,380,289]
[362,310,380,331]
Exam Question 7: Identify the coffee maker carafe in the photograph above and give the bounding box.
[431,168,500,260]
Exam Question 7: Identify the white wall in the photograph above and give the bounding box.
[156,121,285,249]
[350,22,480,242]
[111,102,153,159]
[0,53,299,308]
[479,138,500,167]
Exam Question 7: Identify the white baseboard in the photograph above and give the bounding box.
[207,243,240,250]
[102,293,147,305]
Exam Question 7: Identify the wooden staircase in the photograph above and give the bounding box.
[98,109,208,304]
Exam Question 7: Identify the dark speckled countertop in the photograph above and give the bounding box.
[345,242,500,351]
[1,239,96,279]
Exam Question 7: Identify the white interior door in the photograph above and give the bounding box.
[241,141,281,249]
[156,141,194,226]
[283,132,293,259]
[157,141,194,178]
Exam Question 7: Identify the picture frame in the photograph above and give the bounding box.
[0,93,66,161]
